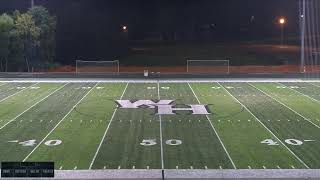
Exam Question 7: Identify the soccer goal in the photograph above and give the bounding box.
[187,60,230,74]
[75,60,120,74]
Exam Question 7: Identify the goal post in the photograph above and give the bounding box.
[75,60,120,74]
[187,60,230,74]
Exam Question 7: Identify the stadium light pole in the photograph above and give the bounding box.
[31,0,34,8]
[300,0,306,73]
[279,17,286,47]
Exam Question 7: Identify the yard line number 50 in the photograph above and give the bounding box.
[140,139,182,146]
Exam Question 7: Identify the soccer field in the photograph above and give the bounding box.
[0,81,320,170]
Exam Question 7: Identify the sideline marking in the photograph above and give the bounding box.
[218,82,309,169]
[23,83,98,162]
[188,83,236,169]
[0,83,68,130]
[89,83,128,169]
[249,83,320,129]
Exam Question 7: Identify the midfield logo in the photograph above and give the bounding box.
[116,100,210,115]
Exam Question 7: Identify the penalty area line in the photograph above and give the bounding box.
[217,82,309,169]
[23,82,99,162]
[188,83,236,169]
[89,83,129,169]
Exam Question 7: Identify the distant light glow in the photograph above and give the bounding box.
[122,26,127,30]
[279,18,286,25]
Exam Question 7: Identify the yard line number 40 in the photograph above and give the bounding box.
[9,139,62,147]
[261,139,315,146]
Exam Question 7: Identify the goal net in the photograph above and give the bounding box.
[187,60,230,74]
[75,60,119,74]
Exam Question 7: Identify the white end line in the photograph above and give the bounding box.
[188,82,236,169]
[89,83,129,169]
[248,83,320,129]
[217,82,309,169]
[0,83,69,130]
[23,82,99,162]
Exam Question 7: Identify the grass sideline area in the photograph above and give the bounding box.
[0,80,319,173]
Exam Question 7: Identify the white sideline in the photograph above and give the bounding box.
[23,83,99,162]
[0,78,320,83]
[89,83,129,169]
[248,83,320,129]
[0,82,38,104]
[157,81,164,169]
[217,82,310,169]
[277,82,320,103]
[188,83,237,169]
[0,83,68,130]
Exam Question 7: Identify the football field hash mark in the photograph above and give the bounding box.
[249,83,320,129]
[218,82,310,169]
[0,83,68,130]
[189,83,236,169]
[0,83,38,104]
[23,83,99,162]
[89,83,128,169]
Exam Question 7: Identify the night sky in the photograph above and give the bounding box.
[0,0,300,64]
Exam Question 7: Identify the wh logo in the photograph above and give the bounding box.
[116,100,210,115]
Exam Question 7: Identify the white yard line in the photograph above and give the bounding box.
[89,83,129,169]
[0,83,39,104]
[0,82,8,87]
[277,82,320,103]
[0,83,68,130]
[217,82,309,169]
[188,83,236,169]
[308,82,320,88]
[248,83,320,129]
[23,82,99,162]
[157,81,164,170]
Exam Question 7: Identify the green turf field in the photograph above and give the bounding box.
[0,81,319,170]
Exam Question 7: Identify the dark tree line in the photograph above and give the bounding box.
[0,6,56,72]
